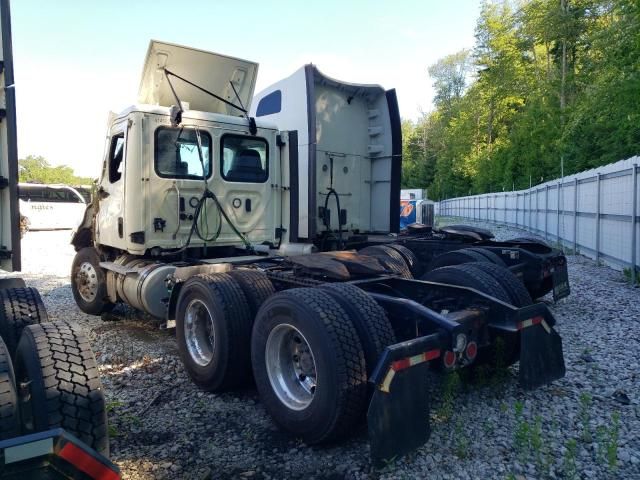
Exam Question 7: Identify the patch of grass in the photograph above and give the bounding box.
[437,372,461,421]
[605,412,620,471]
[578,392,592,442]
[622,267,639,285]
[563,438,578,480]
[454,418,469,459]
[105,400,124,413]
[108,424,119,438]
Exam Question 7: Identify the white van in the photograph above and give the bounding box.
[18,184,88,231]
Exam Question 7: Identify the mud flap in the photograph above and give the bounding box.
[519,322,565,390]
[552,262,570,300]
[367,362,431,467]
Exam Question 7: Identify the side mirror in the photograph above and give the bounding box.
[169,105,182,127]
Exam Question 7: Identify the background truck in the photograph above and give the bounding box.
[0,1,119,477]
[70,40,568,465]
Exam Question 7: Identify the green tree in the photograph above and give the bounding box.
[18,155,94,185]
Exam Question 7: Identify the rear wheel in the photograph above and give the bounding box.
[251,288,367,444]
[14,322,108,455]
[426,248,490,271]
[71,247,113,315]
[0,287,48,358]
[387,244,423,277]
[468,262,532,307]
[319,283,396,375]
[359,245,412,279]
[176,273,253,391]
[0,337,19,440]
[227,269,275,320]
[421,264,519,368]
[462,247,506,267]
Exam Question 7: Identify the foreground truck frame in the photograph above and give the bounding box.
[0,1,119,477]
[71,41,568,465]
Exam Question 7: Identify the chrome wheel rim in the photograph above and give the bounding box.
[265,324,317,410]
[76,262,99,302]
[184,299,215,367]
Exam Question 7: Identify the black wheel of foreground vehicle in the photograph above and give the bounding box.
[0,337,19,440]
[462,247,506,267]
[228,269,276,320]
[176,273,253,391]
[71,247,114,316]
[387,244,423,277]
[319,283,396,375]
[0,287,48,358]
[14,322,109,455]
[426,248,490,271]
[359,245,413,279]
[468,262,532,308]
[251,288,367,444]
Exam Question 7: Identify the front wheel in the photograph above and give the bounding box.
[251,288,367,444]
[71,247,113,315]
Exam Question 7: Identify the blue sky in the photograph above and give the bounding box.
[11,0,481,177]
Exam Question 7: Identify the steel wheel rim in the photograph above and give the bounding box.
[265,323,317,411]
[76,262,99,302]
[184,299,215,367]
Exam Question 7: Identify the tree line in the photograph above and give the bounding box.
[18,155,94,185]
[402,0,639,199]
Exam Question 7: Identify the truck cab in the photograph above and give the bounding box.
[89,41,281,257]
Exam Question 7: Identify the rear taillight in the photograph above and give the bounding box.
[465,341,478,361]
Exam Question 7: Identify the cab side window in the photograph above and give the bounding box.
[221,135,268,183]
[108,133,125,183]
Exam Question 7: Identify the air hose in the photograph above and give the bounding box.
[324,187,344,250]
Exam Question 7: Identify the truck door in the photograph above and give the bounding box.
[95,121,127,248]
[217,132,276,244]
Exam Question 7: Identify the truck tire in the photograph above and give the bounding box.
[228,269,275,320]
[71,247,114,316]
[462,247,506,267]
[175,273,253,392]
[0,287,48,358]
[421,265,520,368]
[0,337,19,440]
[422,264,510,303]
[426,248,489,272]
[467,262,532,307]
[14,322,108,455]
[387,244,423,277]
[319,283,396,375]
[359,245,412,279]
[251,288,367,444]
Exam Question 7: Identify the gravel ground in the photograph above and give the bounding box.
[7,225,640,480]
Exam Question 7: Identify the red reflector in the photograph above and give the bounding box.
[58,443,120,480]
[443,350,456,368]
[518,315,544,330]
[391,358,411,371]
[465,341,478,360]
[424,349,441,362]
[391,349,441,372]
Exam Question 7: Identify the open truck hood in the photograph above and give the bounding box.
[138,40,258,115]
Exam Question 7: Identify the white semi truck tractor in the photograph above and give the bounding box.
[70,40,568,465]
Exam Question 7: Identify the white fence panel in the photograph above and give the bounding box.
[437,156,640,281]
